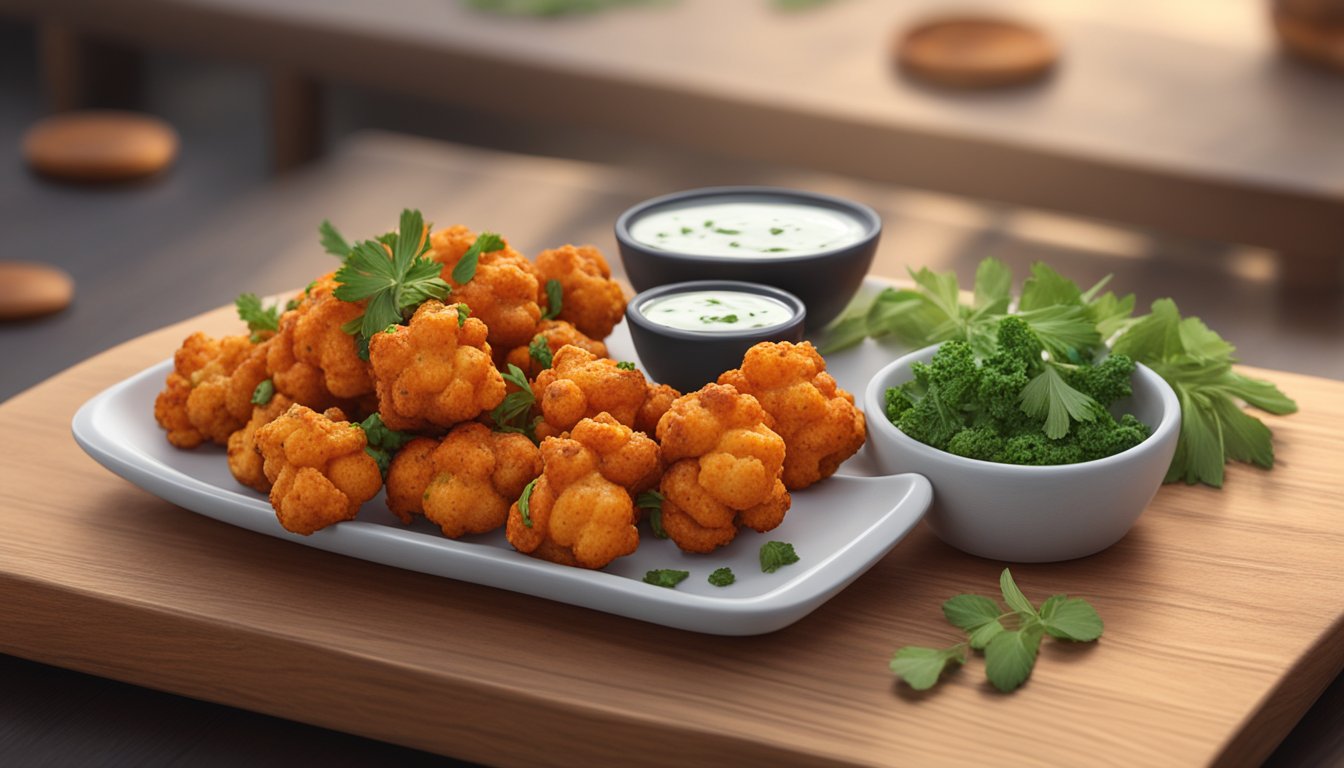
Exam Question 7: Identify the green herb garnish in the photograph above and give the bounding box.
[450,232,506,285]
[643,569,690,588]
[540,278,564,321]
[528,335,553,369]
[700,314,739,325]
[759,541,799,573]
[490,364,539,440]
[890,569,1102,692]
[250,379,274,406]
[635,490,667,539]
[319,220,351,258]
[333,209,450,360]
[616,361,637,371]
[770,227,784,235]
[235,293,281,343]
[708,567,735,587]
[713,228,741,235]
[517,478,537,527]
[356,413,416,477]
[456,304,470,326]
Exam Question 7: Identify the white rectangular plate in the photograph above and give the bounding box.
[72,312,929,635]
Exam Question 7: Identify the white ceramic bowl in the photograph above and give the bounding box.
[863,345,1181,562]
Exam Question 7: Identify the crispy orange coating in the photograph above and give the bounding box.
[226,393,294,492]
[531,345,679,441]
[430,225,543,350]
[655,383,790,553]
[154,332,265,448]
[718,341,866,490]
[254,404,382,535]
[506,413,660,569]
[502,319,608,379]
[385,423,542,536]
[368,300,506,432]
[267,273,373,406]
[535,244,626,340]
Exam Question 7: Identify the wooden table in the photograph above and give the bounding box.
[3,0,1343,288]
[2,134,1343,767]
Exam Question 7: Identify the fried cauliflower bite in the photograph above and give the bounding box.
[226,393,294,492]
[154,332,265,448]
[267,273,374,406]
[368,300,506,432]
[530,345,680,441]
[254,404,383,535]
[718,341,866,490]
[429,225,543,350]
[506,413,660,569]
[502,319,608,379]
[385,423,542,536]
[655,384,791,553]
[636,382,679,436]
[535,244,626,340]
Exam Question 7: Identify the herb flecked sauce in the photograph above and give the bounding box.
[629,201,866,257]
[639,291,795,332]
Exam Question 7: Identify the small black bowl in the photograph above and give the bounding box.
[615,186,881,330]
[625,280,806,393]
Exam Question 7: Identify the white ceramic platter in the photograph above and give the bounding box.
[71,283,928,636]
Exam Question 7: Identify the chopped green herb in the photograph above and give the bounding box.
[643,569,690,588]
[759,541,799,573]
[770,227,784,235]
[703,220,714,228]
[540,278,564,321]
[680,226,693,235]
[451,232,506,285]
[713,228,741,235]
[235,293,281,343]
[635,490,667,538]
[616,361,637,371]
[356,412,416,477]
[319,219,352,258]
[517,478,537,527]
[456,304,470,326]
[699,314,739,324]
[657,232,668,238]
[490,364,539,440]
[708,567,735,587]
[528,334,553,369]
[729,242,741,248]
[250,379,275,406]
[763,247,789,253]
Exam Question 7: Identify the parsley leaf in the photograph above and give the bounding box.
[984,623,1045,693]
[759,541,799,573]
[540,278,563,321]
[1018,364,1100,439]
[517,478,537,528]
[1038,595,1104,642]
[635,490,667,538]
[490,364,539,439]
[356,413,415,477]
[319,220,351,258]
[999,568,1038,618]
[333,209,449,359]
[708,567,735,587]
[235,293,281,342]
[616,361,636,371]
[942,594,1004,650]
[643,569,689,588]
[528,335,553,370]
[889,645,967,691]
[250,379,275,406]
[450,232,506,285]
[456,304,470,326]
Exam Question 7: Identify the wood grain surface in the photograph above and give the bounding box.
[1,296,1342,766]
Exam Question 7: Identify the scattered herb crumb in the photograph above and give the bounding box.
[250,379,274,406]
[616,361,637,371]
[709,567,735,587]
[760,541,799,573]
[644,569,690,588]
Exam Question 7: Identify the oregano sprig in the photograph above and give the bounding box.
[890,569,1102,693]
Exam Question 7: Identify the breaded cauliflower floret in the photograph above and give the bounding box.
[254,404,382,535]
[531,345,680,441]
[430,225,543,350]
[535,244,626,340]
[154,332,265,448]
[655,383,790,553]
[718,341,866,490]
[502,319,608,379]
[226,393,294,492]
[368,300,506,432]
[385,422,542,537]
[506,413,660,569]
[267,273,373,407]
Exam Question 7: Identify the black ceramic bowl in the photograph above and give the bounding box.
[615,186,881,330]
[625,280,806,393]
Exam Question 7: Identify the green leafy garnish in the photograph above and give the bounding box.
[250,379,275,406]
[643,569,690,588]
[319,220,351,258]
[517,478,537,528]
[450,232,506,285]
[456,304,470,326]
[616,361,637,371]
[635,490,667,538]
[890,569,1102,693]
[333,209,450,360]
[490,364,539,440]
[540,278,564,321]
[356,413,416,477]
[708,567,735,587]
[700,314,739,325]
[235,293,282,343]
[759,541,799,573]
[528,335,553,370]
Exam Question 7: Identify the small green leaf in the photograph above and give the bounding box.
[968,621,1005,650]
[1038,595,1104,642]
[941,594,1002,631]
[759,541,799,573]
[973,257,1012,312]
[984,623,1044,692]
[889,645,966,691]
[616,361,636,371]
[636,490,667,539]
[528,334,553,369]
[451,232,505,285]
[1019,365,1100,439]
[250,379,275,406]
[517,478,537,528]
[999,569,1037,617]
[319,219,351,257]
[541,278,564,321]
[456,304,470,327]
[643,569,689,588]
[708,567,735,587]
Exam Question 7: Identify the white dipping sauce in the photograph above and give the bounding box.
[629,201,866,257]
[640,290,795,332]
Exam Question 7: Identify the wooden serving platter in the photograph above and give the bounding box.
[1,299,1342,767]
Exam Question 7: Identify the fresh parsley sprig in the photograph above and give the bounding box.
[527,335,553,370]
[356,413,416,477]
[517,478,537,528]
[708,567,735,587]
[635,490,667,539]
[540,278,563,321]
[450,232,506,285]
[759,541,799,573]
[235,293,282,343]
[319,220,351,258]
[890,569,1103,693]
[643,569,689,588]
[491,364,540,440]
[332,209,449,360]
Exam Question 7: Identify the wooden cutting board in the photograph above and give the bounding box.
[1,302,1342,767]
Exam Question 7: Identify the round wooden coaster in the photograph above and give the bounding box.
[896,17,1058,89]
[22,111,178,182]
[0,262,75,320]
